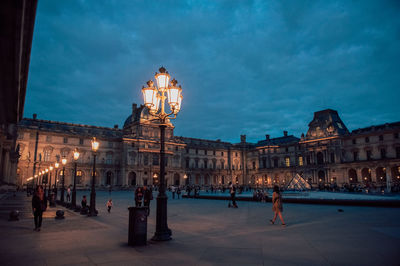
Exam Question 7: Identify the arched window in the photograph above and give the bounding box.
[349,169,358,183]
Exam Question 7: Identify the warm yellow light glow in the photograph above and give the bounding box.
[39,172,42,176]
[150,94,160,113]
[91,137,99,152]
[155,67,170,91]
[42,170,45,175]
[183,174,187,179]
[62,158,67,165]
[73,149,80,161]
[167,79,182,108]
[34,175,38,178]
[55,162,59,169]
[49,166,54,171]
[45,169,49,173]
[142,81,157,109]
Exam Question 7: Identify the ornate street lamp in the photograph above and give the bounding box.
[44,168,49,194]
[54,162,59,200]
[72,149,80,209]
[60,158,67,203]
[47,165,53,198]
[141,66,183,241]
[89,137,99,216]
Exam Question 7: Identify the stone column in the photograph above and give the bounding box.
[356,168,362,183]
[386,166,392,192]
[371,167,377,183]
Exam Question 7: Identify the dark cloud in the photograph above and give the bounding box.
[25,0,400,143]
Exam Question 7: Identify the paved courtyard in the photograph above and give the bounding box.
[0,190,399,266]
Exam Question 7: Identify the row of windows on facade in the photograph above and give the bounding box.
[351,133,399,144]
[186,149,228,156]
[23,133,116,148]
[40,150,115,164]
[352,147,400,161]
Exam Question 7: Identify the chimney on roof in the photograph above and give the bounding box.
[132,103,137,113]
[240,135,246,143]
[265,134,270,141]
[33,114,37,120]
[283,131,288,137]
[114,124,118,129]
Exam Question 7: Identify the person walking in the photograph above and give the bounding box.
[270,185,286,226]
[171,185,176,199]
[106,199,113,213]
[32,185,47,232]
[228,182,238,208]
[135,187,143,207]
[177,187,181,199]
[143,186,153,216]
[66,186,71,202]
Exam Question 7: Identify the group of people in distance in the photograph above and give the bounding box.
[134,186,153,214]
[31,181,286,232]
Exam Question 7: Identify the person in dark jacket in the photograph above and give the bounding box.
[228,182,238,208]
[135,187,144,207]
[143,186,153,215]
[81,195,88,208]
[32,185,47,231]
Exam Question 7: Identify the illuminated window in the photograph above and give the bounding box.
[298,156,303,166]
[43,149,51,162]
[285,157,290,167]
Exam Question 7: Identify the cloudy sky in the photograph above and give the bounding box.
[25,0,400,143]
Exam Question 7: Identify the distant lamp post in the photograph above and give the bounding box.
[61,158,67,203]
[44,168,49,194]
[48,165,53,199]
[89,137,99,216]
[54,162,59,200]
[142,66,183,241]
[72,149,80,209]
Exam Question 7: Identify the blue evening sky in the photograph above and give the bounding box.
[25,0,400,143]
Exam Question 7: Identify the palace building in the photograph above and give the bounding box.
[15,105,400,190]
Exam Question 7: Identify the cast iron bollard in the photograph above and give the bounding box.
[80,207,89,215]
[128,206,148,246]
[55,210,65,219]
[9,210,19,221]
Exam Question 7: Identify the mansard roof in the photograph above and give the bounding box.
[176,136,232,149]
[351,121,400,135]
[256,135,300,147]
[306,109,349,140]
[19,118,123,139]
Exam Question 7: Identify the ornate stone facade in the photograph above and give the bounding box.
[16,107,400,190]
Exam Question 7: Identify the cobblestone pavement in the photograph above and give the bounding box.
[0,191,399,266]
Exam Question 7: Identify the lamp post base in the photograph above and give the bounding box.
[151,230,172,241]
[152,194,172,241]
[88,210,98,217]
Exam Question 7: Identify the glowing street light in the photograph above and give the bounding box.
[61,158,67,203]
[72,149,80,209]
[89,137,99,216]
[141,66,183,241]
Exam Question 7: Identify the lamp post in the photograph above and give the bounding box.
[72,149,80,209]
[44,168,49,194]
[141,66,183,241]
[60,158,67,203]
[54,162,59,200]
[89,137,99,216]
[47,166,53,199]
